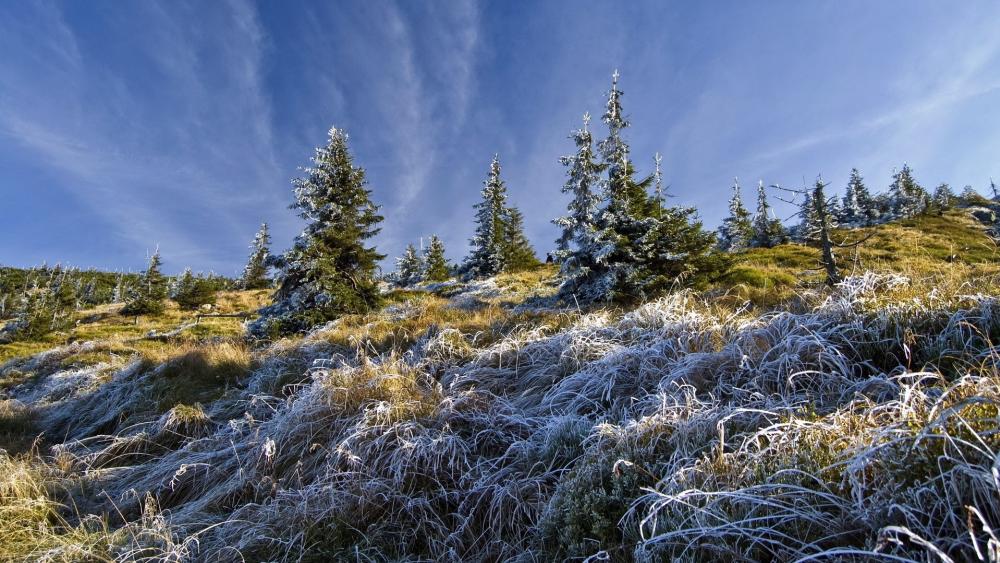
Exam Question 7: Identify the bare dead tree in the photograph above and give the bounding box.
[774,177,875,287]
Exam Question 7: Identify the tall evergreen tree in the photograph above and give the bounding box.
[240,223,272,290]
[717,178,754,252]
[553,113,603,265]
[751,181,788,248]
[465,155,511,278]
[250,127,384,337]
[423,235,450,282]
[888,164,928,218]
[577,70,655,298]
[652,152,665,207]
[395,244,424,286]
[560,71,728,302]
[502,206,539,271]
[122,250,167,316]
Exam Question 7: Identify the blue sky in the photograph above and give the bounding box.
[2,1,1000,275]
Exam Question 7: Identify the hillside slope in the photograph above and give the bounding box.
[0,212,999,562]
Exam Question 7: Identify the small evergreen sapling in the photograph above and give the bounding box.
[171,268,217,310]
[932,183,957,215]
[122,250,168,316]
[888,164,929,218]
[395,244,425,286]
[839,168,878,225]
[717,178,754,252]
[240,223,272,290]
[423,235,451,282]
[750,181,788,248]
[502,207,539,272]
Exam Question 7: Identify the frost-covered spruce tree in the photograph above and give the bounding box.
[553,113,603,265]
[169,267,193,301]
[959,185,988,206]
[395,244,424,287]
[423,235,450,282]
[839,168,877,225]
[888,164,928,218]
[796,189,821,242]
[112,273,126,304]
[1,277,67,341]
[240,223,272,290]
[751,181,788,248]
[932,183,956,215]
[799,180,839,243]
[249,127,384,337]
[717,178,754,252]
[561,71,725,302]
[464,155,510,278]
[122,250,167,316]
[565,70,652,299]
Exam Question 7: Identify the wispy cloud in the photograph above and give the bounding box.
[0,0,287,272]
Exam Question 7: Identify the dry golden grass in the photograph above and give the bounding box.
[0,453,117,562]
[144,340,254,412]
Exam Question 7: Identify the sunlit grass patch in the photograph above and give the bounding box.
[145,340,253,412]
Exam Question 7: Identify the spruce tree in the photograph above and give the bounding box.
[796,189,821,242]
[888,164,928,218]
[250,127,384,337]
[799,180,839,244]
[960,185,989,206]
[396,244,424,286]
[553,113,603,265]
[932,183,957,215]
[465,155,510,278]
[122,250,167,316]
[502,206,539,271]
[630,204,727,298]
[423,235,450,282]
[112,273,127,303]
[576,70,654,299]
[3,280,57,341]
[751,181,788,248]
[560,71,727,302]
[240,223,272,290]
[717,178,754,252]
[49,266,78,314]
[171,268,217,310]
[840,168,877,225]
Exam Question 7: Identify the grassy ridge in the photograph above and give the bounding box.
[0,212,997,561]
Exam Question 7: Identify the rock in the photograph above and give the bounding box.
[969,206,997,225]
